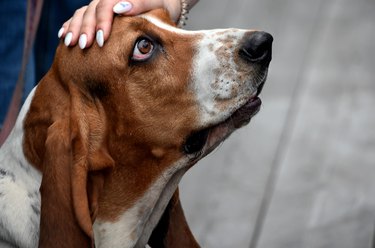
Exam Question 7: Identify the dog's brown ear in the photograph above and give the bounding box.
[69,82,115,239]
[149,188,201,248]
[38,119,93,247]
[26,78,114,247]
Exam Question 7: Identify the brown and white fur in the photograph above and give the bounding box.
[0,9,272,248]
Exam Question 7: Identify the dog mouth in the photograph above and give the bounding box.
[184,81,264,156]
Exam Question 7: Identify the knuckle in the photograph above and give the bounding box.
[80,23,94,33]
[74,6,86,16]
[95,2,105,13]
[62,20,71,28]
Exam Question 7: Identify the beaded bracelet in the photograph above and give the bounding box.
[177,0,189,28]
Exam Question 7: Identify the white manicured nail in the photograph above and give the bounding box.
[79,34,87,49]
[64,32,73,46]
[96,29,104,47]
[113,2,133,14]
[58,27,64,38]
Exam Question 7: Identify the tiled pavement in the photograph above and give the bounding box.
[180,0,375,247]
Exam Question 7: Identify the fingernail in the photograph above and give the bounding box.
[113,1,133,14]
[79,34,87,49]
[58,27,64,38]
[64,32,73,46]
[96,29,104,47]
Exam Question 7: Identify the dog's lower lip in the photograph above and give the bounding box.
[184,97,262,156]
[256,82,265,96]
[239,96,262,114]
[231,96,262,128]
[247,96,262,106]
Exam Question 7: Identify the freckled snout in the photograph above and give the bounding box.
[239,31,273,65]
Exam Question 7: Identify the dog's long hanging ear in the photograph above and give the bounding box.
[36,80,114,247]
[69,82,115,239]
[38,119,92,247]
[148,188,200,248]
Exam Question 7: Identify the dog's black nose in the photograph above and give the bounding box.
[239,31,273,65]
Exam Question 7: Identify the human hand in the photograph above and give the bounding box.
[59,0,182,49]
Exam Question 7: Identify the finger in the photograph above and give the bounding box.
[95,0,175,47]
[95,0,119,47]
[112,1,133,14]
[162,0,182,22]
[79,0,99,49]
[58,19,72,39]
[120,0,163,16]
[95,0,164,47]
[116,0,180,22]
[64,6,88,46]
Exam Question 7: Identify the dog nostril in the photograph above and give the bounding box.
[240,31,273,65]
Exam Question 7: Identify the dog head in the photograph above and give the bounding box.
[23,9,272,247]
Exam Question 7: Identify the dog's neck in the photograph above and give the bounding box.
[88,91,196,246]
[93,158,189,248]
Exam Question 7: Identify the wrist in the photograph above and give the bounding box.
[163,0,181,23]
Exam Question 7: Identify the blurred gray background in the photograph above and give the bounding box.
[179,0,375,247]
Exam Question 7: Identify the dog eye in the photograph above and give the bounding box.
[132,38,154,61]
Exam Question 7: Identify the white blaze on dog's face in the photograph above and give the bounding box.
[47,9,272,248]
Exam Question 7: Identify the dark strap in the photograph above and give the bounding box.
[0,0,44,146]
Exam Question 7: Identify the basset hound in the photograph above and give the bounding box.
[0,9,272,248]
